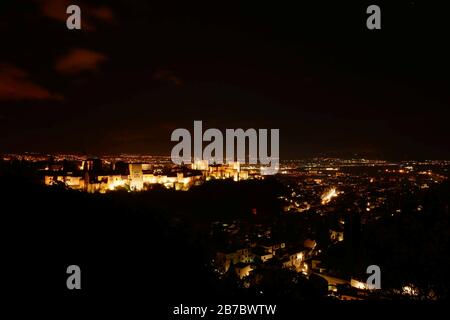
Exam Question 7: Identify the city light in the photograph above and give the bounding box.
[321,187,338,205]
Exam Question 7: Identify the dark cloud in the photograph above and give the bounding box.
[54,48,108,75]
[153,69,183,86]
[89,6,115,23]
[39,0,71,22]
[0,64,62,101]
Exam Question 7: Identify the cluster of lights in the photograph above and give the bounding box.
[321,187,338,205]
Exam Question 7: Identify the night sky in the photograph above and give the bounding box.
[1,1,449,159]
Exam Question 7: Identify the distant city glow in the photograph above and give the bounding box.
[402,285,419,296]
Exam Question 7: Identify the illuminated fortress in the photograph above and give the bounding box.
[44,158,256,193]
